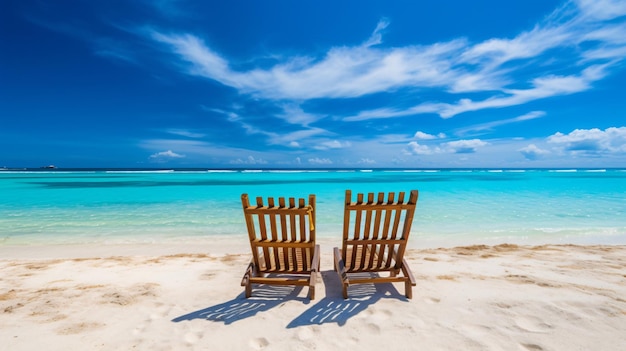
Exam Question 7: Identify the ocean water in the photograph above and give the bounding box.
[1,169,626,247]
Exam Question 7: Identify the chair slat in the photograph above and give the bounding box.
[298,198,306,241]
[289,197,297,242]
[255,197,271,269]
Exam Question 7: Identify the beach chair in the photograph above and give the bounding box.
[240,194,320,299]
[334,190,419,299]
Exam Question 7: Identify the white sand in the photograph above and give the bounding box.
[1,240,625,350]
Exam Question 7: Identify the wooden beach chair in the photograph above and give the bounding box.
[240,194,320,299]
[334,190,419,299]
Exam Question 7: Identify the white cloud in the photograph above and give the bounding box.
[443,139,489,154]
[406,142,437,155]
[405,138,488,155]
[149,150,185,159]
[230,156,268,165]
[547,127,626,154]
[413,131,445,140]
[308,157,333,165]
[313,140,352,150]
[140,138,256,161]
[359,158,376,164]
[519,144,550,160]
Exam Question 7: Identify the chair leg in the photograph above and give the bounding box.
[405,280,412,299]
[245,281,252,298]
[342,284,349,299]
[309,286,315,300]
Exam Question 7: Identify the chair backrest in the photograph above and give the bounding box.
[241,194,316,274]
[341,190,418,273]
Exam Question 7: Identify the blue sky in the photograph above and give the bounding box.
[2,0,626,168]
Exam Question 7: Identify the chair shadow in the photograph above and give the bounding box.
[286,270,408,328]
[172,284,307,325]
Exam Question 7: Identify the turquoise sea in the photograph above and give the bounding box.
[1,169,626,247]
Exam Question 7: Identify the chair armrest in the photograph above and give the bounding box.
[401,258,417,286]
[311,245,320,272]
[333,247,349,283]
[240,261,255,286]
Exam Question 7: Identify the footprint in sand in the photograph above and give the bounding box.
[521,343,545,350]
[515,316,552,333]
[132,323,145,336]
[183,331,202,344]
[296,327,317,341]
[149,305,171,320]
[199,272,216,280]
[360,309,392,334]
[249,337,270,350]
[366,323,382,334]
[57,321,105,335]
[424,297,440,304]
[43,314,68,323]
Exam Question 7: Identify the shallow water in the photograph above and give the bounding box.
[1,169,625,247]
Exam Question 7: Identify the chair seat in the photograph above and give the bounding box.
[334,190,418,299]
[240,194,319,300]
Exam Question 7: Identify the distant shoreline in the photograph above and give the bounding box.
[1,167,624,173]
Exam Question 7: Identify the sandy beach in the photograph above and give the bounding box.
[1,240,625,350]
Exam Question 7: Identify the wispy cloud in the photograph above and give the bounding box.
[151,29,467,100]
[575,0,626,20]
[348,64,610,120]
[362,18,390,47]
[266,128,329,147]
[148,0,626,125]
[208,105,330,148]
[166,129,206,138]
[25,14,141,65]
[456,111,546,136]
[276,103,325,126]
